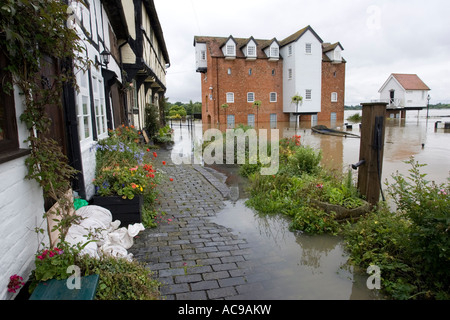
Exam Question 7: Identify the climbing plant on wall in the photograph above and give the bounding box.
[0,0,91,241]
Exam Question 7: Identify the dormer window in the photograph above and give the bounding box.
[226,44,235,56]
[247,45,256,57]
[270,47,279,58]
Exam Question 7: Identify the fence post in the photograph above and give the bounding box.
[354,102,388,205]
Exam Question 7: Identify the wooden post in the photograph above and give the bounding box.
[356,102,388,205]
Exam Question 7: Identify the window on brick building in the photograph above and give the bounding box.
[247,92,255,103]
[272,69,276,76]
[226,92,234,103]
[270,92,277,102]
[270,113,277,128]
[227,115,235,128]
[305,89,312,100]
[248,68,252,75]
[247,45,256,57]
[331,92,338,102]
[247,114,255,127]
[226,44,235,56]
[227,68,231,75]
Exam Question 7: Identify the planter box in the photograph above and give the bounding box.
[311,199,371,221]
[29,274,99,300]
[92,195,143,226]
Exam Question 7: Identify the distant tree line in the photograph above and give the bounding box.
[344,103,450,110]
[164,100,202,118]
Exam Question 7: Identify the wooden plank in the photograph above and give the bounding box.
[358,103,387,205]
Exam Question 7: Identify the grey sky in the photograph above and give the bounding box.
[154,0,450,105]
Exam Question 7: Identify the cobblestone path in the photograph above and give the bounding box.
[129,149,261,300]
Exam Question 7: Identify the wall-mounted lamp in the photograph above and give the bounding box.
[95,49,111,68]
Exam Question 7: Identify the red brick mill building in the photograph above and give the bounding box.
[194,25,346,128]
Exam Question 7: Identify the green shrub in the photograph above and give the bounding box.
[76,255,161,300]
[289,206,339,235]
[283,145,322,176]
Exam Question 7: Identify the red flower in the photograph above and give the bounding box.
[146,148,150,152]
[169,178,173,181]
[162,161,166,165]
[153,152,158,158]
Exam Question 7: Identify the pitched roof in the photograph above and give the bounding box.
[279,25,323,47]
[391,74,430,90]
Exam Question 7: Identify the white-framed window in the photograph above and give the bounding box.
[247,92,255,103]
[331,92,338,102]
[76,69,92,142]
[288,68,293,80]
[288,45,293,56]
[200,50,206,61]
[305,43,312,54]
[270,92,277,102]
[247,114,255,127]
[227,68,231,75]
[247,45,256,57]
[305,89,312,100]
[270,113,277,128]
[227,114,235,128]
[226,92,234,103]
[226,44,235,56]
[93,75,108,138]
[331,112,337,121]
[270,46,279,58]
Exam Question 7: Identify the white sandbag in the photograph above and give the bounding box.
[76,205,112,227]
[128,223,145,237]
[107,228,134,249]
[100,244,133,261]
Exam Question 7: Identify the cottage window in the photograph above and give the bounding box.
[0,52,20,158]
[226,92,234,103]
[247,92,255,103]
[76,69,92,142]
[305,43,312,54]
[93,76,108,137]
[305,89,312,100]
[270,92,277,102]
[331,92,338,102]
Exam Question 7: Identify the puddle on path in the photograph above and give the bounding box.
[207,164,380,300]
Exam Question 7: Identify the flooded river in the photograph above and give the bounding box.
[168,108,450,300]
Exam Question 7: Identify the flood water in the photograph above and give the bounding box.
[168,108,450,300]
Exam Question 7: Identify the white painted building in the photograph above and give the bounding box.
[379,73,431,109]
[279,26,323,118]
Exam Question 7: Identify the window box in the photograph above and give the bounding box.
[92,195,143,227]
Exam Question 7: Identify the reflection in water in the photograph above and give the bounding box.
[211,199,377,300]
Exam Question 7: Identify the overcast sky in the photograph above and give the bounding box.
[154,0,450,105]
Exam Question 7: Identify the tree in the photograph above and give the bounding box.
[291,94,303,132]
[253,100,262,128]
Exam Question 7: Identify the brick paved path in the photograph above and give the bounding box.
[129,148,261,300]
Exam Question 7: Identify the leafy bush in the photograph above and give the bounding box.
[289,206,339,234]
[343,158,450,299]
[282,145,322,176]
[76,255,160,300]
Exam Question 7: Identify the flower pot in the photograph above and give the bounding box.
[92,195,143,226]
[311,199,371,221]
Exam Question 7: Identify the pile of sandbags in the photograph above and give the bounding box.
[65,205,144,261]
